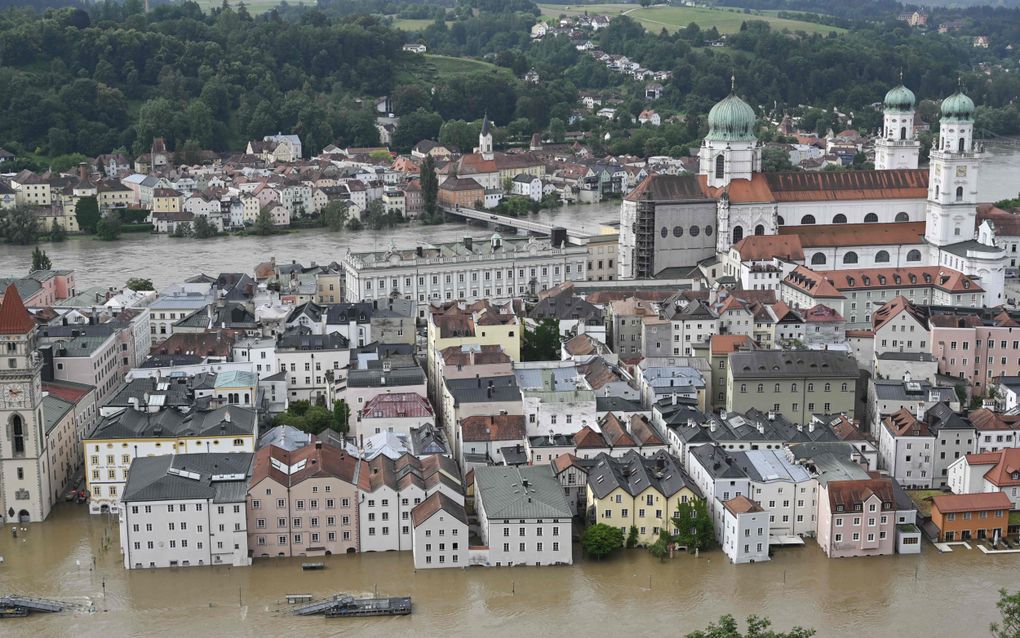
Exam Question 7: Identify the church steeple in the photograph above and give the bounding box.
[875,79,920,170]
[0,284,35,334]
[478,112,494,158]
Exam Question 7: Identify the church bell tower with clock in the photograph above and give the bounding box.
[0,284,51,523]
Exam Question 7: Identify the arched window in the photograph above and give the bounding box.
[757,384,764,393]
[777,216,784,226]
[906,249,922,262]
[875,250,890,263]
[894,212,909,222]
[801,214,815,225]
[958,138,965,153]
[811,253,827,265]
[754,224,764,236]
[864,213,879,223]
[833,214,847,224]
[715,154,725,179]
[11,414,25,456]
[956,186,964,202]
[900,127,907,140]
[732,226,743,244]
[843,251,859,264]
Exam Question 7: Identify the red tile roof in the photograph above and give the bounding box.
[732,234,804,261]
[459,414,526,442]
[826,478,895,511]
[883,408,931,437]
[598,413,638,447]
[710,334,754,356]
[975,448,1020,487]
[872,296,929,331]
[0,284,35,334]
[724,495,764,515]
[574,425,608,448]
[779,222,925,247]
[765,169,928,201]
[411,492,467,527]
[697,173,775,204]
[931,491,1012,514]
[968,409,1020,432]
[42,381,94,403]
[360,393,433,418]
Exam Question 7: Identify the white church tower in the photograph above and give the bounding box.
[874,79,920,170]
[477,113,494,160]
[699,76,761,190]
[925,88,981,248]
[925,87,1006,306]
[0,284,52,524]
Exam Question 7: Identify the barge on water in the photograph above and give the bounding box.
[0,595,68,618]
[293,594,412,618]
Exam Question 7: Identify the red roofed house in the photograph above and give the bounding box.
[246,441,365,557]
[817,477,898,557]
[457,414,527,470]
[356,392,434,439]
[930,492,1012,542]
[948,448,1020,510]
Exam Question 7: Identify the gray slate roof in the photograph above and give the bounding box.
[447,375,520,404]
[729,350,859,379]
[348,367,425,388]
[474,465,571,520]
[87,405,257,440]
[587,450,700,500]
[121,453,253,504]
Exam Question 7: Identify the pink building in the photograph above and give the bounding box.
[817,478,897,558]
[929,306,1020,392]
[0,270,76,308]
[247,441,366,558]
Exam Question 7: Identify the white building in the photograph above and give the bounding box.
[359,453,463,552]
[342,235,588,316]
[474,465,573,567]
[947,448,1020,509]
[118,453,252,569]
[721,495,770,564]
[874,84,921,171]
[411,492,469,569]
[84,405,257,514]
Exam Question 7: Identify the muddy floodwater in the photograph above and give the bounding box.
[0,141,1018,290]
[0,504,1017,637]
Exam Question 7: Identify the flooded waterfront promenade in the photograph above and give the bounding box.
[0,504,1016,637]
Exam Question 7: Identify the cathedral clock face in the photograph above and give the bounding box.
[2,383,29,408]
[956,166,967,177]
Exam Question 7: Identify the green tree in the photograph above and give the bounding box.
[125,278,154,291]
[685,615,815,638]
[332,400,352,435]
[75,196,101,234]
[761,147,796,172]
[992,589,1020,638]
[547,117,565,143]
[31,246,51,272]
[420,154,439,221]
[626,525,639,548]
[253,208,276,235]
[96,210,122,240]
[0,206,40,245]
[438,119,479,153]
[582,523,624,560]
[192,215,216,238]
[392,109,443,152]
[522,318,560,361]
[673,499,715,551]
[49,220,67,242]
[648,529,671,561]
[322,201,349,231]
[346,217,364,231]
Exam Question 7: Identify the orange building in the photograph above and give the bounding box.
[930,492,1011,542]
[438,176,485,208]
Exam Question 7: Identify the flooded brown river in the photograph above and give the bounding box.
[0,503,1016,637]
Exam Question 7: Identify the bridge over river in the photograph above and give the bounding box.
[440,205,590,245]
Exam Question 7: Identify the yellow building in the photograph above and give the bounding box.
[152,188,184,213]
[315,268,344,304]
[96,179,133,210]
[425,300,522,400]
[585,450,704,546]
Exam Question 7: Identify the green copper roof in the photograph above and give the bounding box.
[941,91,975,120]
[706,92,757,142]
[884,85,916,111]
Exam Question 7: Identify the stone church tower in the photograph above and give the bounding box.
[0,284,51,523]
